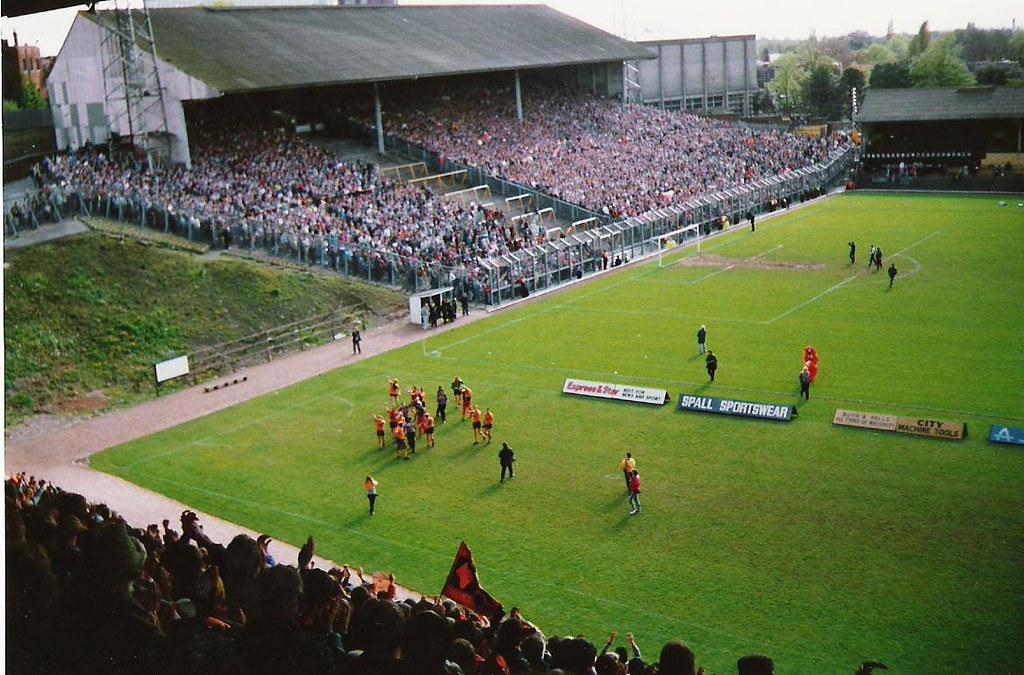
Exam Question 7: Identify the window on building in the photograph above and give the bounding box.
[684,97,703,111]
[707,95,724,109]
[728,93,745,114]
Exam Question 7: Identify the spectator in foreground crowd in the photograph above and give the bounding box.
[8,471,889,675]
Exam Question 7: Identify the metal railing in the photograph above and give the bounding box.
[474,144,858,307]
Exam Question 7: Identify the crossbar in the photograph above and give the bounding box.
[381,162,428,181]
[445,184,491,199]
[408,170,468,186]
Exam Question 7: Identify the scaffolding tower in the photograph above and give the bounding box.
[100,0,169,168]
[622,60,642,106]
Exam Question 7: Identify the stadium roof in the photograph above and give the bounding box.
[858,87,1024,123]
[2,0,92,18]
[86,4,654,94]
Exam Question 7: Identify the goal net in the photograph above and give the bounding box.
[657,223,701,268]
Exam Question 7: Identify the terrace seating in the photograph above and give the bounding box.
[363,85,853,219]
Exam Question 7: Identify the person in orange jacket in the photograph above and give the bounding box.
[482,408,495,444]
[469,406,482,444]
[373,414,386,449]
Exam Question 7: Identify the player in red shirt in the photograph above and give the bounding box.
[460,385,473,420]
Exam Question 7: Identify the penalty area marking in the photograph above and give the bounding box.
[846,253,922,288]
[690,244,784,284]
[766,231,940,324]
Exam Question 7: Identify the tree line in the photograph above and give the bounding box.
[760,22,1024,120]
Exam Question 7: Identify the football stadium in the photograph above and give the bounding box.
[5,3,1024,674]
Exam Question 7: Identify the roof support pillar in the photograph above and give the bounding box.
[514,70,523,121]
[373,82,385,155]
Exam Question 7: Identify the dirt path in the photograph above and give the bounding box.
[4,310,488,580]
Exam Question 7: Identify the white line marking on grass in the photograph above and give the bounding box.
[690,244,784,284]
[765,273,861,324]
[846,253,923,289]
[436,263,668,355]
[766,231,940,323]
[428,357,1024,421]
[121,385,373,470]
[131,469,847,672]
[132,470,450,557]
[551,304,765,325]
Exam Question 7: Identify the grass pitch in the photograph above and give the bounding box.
[93,192,1024,674]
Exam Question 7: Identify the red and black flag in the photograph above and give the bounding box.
[441,541,504,621]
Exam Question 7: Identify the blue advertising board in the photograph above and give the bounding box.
[676,393,795,421]
[989,425,1024,446]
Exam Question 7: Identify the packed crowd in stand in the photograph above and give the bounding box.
[367,86,853,218]
[11,86,852,296]
[8,472,803,674]
[22,122,538,298]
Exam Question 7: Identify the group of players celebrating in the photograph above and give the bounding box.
[374,376,495,459]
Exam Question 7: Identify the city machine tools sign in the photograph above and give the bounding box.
[832,409,966,440]
[562,378,668,406]
[676,394,795,421]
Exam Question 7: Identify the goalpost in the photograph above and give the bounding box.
[657,222,701,268]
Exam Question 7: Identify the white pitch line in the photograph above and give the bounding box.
[691,244,784,284]
[765,272,861,324]
[766,231,940,324]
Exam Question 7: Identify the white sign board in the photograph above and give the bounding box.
[562,377,667,406]
[154,355,190,383]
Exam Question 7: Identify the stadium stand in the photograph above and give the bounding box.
[10,87,851,306]
[354,85,852,219]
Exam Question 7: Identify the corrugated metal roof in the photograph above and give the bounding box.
[859,87,1024,123]
[86,5,654,94]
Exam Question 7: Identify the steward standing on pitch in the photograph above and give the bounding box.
[436,386,448,424]
[705,351,718,382]
[499,443,515,482]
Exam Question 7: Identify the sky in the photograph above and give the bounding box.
[2,0,1020,58]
